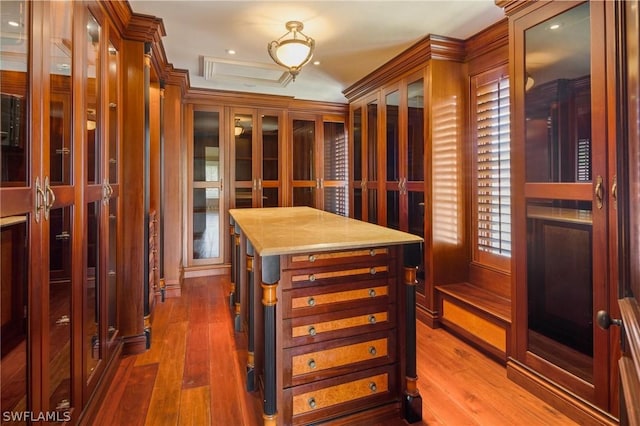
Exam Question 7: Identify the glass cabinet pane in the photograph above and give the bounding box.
[235,188,252,209]
[192,188,220,259]
[407,79,424,181]
[262,187,278,208]
[367,189,378,224]
[234,113,252,182]
[353,107,362,181]
[526,199,593,382]
[193,111,220,182]
[0,217,29,414]
[324,187,348,217]
[85,201,101,379]
[0,0,29,186]
[107,199,117,342]
[524,3,591,183]
[292,119,315,181]
[49,0,73,186]
[262,115,279,181]
[386,190,400,230]
[323,121,347,181]
[49,206,73,413]
[293,187,315,207]
[108,41,119,184]
[367,100,378,182]
[86,13,100,185]
[385,90,400,182]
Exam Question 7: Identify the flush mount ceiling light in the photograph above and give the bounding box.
[267,21,315,81]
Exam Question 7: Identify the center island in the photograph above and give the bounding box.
[228,207,423,426]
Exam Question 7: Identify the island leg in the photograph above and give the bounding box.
[229,218,236,308]
[403,244,422,423]
[261,255,280,426]
[234,223,242,331]
[246,241,255,391]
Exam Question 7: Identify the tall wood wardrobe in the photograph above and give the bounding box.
[0,1,178,422]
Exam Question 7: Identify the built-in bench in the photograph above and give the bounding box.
[436,282,511,362]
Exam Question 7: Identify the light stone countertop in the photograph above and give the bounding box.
[229,206,423,256]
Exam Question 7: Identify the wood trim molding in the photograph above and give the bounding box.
[495,0,536,17]
[343,35,465,102]
[465,18,509,62]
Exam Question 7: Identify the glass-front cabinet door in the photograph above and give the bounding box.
[291,115,317,208]
[290,113,348,213]
[188,106,224,265]
[1,0,31,417]
[350,95,380,223]
[232,108,282,209]
[513,1,615,412]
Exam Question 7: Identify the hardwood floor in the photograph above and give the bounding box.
[93,276,578,425]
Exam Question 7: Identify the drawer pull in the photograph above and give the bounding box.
[309,274,316,281]
[369,267,376,275]
[307,297,315,306]
[308,326,316,336]
[369,382,377,392]
[368,288,376,298]
[308,397,316,409]
[308,359,316,369]
[369,346,377,356]
[308,254,316,262]
[370,249,376,256]
[368,315,376,324]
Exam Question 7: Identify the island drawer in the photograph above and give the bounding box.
[283,303,396,348]
[284,364,398,425]
[281,247,393,270]
[282,278,396,318]
[280,258,394,290]
[283,329,396,387]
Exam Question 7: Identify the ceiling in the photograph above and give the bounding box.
[128,1,506,103]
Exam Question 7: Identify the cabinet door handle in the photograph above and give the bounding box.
[595,175,604,209]
[44,176,55,220]
[252,179,257,190]
[35,176,45,223]
[612,175,617,206]
[258,178,262,190]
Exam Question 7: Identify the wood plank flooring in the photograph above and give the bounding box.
[93,276,579,425]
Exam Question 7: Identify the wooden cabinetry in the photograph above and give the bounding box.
[502,0,620,422]
[0,1,126,422]
[231,108,283,209]
[290,113,349,215]
[346,37,467,328]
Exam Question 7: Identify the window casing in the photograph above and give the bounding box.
[471,66,511,271]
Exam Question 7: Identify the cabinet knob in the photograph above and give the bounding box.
[308,359,316,369]
[308,397,316,409]
[369,249,376,256]
[596,310,622,329]
[368,289,376,298]
[368,346,377,356]
[309,274,316,282]
[308,326,316,336]
[308,254,316,262]
[369,382,377,392]
[368,315,376,324]
[307,297,315,307]
[369,267,376,275]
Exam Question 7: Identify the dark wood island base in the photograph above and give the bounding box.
[230,207,423,425]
